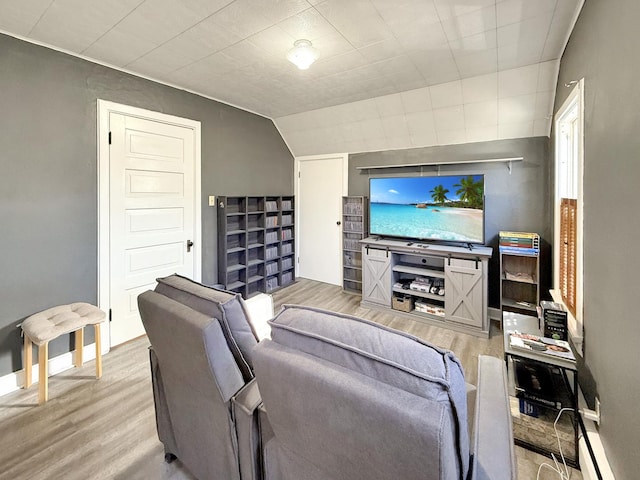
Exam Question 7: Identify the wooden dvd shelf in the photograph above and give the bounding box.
[342,196,368,294]
[218,195,295,298]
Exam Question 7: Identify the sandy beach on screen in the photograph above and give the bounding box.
[433,207,483,219]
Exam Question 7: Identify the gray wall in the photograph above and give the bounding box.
[348,137,551,310]
[0,34,293,377]
[554,0,640,477]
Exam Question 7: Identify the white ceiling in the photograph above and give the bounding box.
[0,0,583,155]
[276,60,558,155]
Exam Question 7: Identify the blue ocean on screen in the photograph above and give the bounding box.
[370,203,483,242]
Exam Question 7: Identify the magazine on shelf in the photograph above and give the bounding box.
[508,331,575,362]
[512,358,567,409]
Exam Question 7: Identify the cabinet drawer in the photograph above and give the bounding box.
[449,257,479,269]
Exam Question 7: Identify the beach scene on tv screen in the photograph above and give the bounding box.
[370,175,484,243]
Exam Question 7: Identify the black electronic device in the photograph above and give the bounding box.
[513,357,568,409]
[540,300,568,341]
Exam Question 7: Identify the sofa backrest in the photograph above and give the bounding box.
[154,274,258,381]
[253,305,470,480]
[138,290,244,480]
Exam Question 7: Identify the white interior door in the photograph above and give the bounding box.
[297,155,347,285]
[108,112,197,346]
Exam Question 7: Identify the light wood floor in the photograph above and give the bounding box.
[0,279,580,479]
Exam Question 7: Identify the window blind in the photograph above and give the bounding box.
[560,198,577,316]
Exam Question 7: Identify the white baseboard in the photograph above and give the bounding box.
[0,343,99,398]
[579,391,616,480]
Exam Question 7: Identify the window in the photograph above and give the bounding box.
[553,79,584,353]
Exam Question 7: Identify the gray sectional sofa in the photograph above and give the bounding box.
[138,274,516,480]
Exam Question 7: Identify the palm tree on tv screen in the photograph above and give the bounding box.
[430,184,449,204]
[453,176,483,208]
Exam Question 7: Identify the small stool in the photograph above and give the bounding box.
[22,303,106,404]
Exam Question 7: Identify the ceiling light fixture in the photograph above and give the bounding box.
[287,39,319,70]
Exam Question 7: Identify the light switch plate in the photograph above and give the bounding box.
[208,195,215,206]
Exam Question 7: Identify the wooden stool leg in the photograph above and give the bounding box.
[75,328,84,368]
[39,342,48,405]
[24,335,32,389]
[94,324,102,379]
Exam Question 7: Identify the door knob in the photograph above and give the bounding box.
[336,221,341,226]
[187,240,194,252]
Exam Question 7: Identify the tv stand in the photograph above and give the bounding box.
[360,237,492,337]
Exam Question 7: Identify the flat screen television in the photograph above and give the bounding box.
[369,174,485,244]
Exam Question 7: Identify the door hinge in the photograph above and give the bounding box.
[297,256,300,264]
[298,171,300,178]
[109,309,112,322]
[108,131,112,145]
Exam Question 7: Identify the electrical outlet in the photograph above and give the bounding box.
[208,195,216,207]
[582,397,601,424]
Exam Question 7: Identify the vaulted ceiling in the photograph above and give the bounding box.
[1,0,583,155]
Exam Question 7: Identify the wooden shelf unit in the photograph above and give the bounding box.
[500,246,540,315]
[218,195,295,298]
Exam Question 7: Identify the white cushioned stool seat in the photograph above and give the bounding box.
[22,303,105,345]
[22,303,106,404]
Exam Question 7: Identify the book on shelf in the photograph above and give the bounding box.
[513,358,568,409]
[500,239,539,248]
[499,246,540,255]
[500,242,536,249]
[499,231,539,239]
[499,231,540,249]
[509,331,575,362]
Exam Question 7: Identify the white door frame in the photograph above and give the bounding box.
[97,100,202,351]
[294,153,349,280]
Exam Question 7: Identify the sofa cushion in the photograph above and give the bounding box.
[154,274,258,381]
[267,304,470,477]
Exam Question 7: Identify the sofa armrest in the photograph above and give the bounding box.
[232,378,263,480]
[472,355,517,480]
